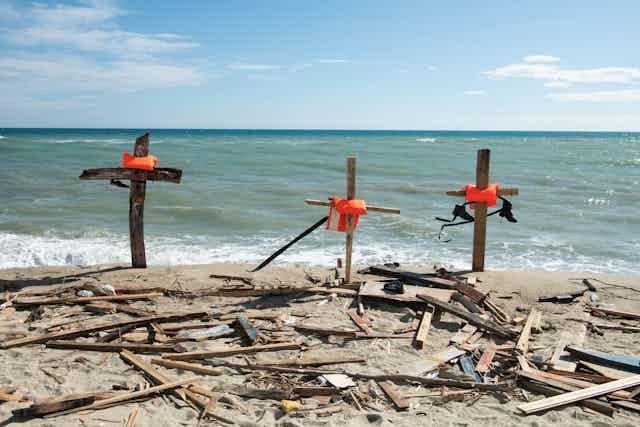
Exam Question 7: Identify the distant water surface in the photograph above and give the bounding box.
[0,128,638,273]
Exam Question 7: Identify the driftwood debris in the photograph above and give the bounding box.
[46,340,185,354]
[378,381,410,410]
[162,342,301,361]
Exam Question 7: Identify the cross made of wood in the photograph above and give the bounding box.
[79,133,182,268]
[446,149,519,272]
[304,156,400,283]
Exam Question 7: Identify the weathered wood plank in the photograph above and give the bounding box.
[472,149,490,272]
[446,188,519,197]
[414,309,432,349]
[566,346,640,374]
[14,293,162,307]
[162,342,301,361]
[46,340,184,354]
[516,308,538,354]
[304,199,400,214]
[378,381,409,410]
[79,167,182,183]
[150,358,224,376]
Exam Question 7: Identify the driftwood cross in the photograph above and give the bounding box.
[79,133,182,268]
[446,149,519,272]
[304,156,400,283]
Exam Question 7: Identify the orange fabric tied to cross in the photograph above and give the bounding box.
[326,196,368,232]
[464,183,499,208]
[122,152,158,171]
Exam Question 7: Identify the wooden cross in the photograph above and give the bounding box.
[446,149,519,272]
[304,156,400,283]
[79,133,182,268]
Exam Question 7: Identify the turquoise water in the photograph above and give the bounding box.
[1,129,638,272]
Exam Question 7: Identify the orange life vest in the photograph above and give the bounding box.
[464,183,499,207]
[326,196,368,232]
[122,152,158,171]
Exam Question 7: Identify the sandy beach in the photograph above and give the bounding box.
[0,263,639,426]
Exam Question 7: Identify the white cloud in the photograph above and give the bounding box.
[485,62,640,88]
[4,1,198,58]
[464,90,485,95]
[544,81,571,88]
[523,55,560,63]
[317,59,349,64]
[427,65,437,71]
[227,62,281,71]
[549,89,640,102]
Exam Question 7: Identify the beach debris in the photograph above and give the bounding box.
[321,374,356,389]
[236,315,258,344]
[176,324,234,341]
[413,308,433,349]
[79,133,183,268]
[565,346,640,373]
[281,399,302,413]
[378,381,410,410]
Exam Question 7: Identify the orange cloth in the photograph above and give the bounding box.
[326,196,368,232]
[122,152,158,171]
[464,183,499,207]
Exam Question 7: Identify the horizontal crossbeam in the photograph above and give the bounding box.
[446,188,518,197]
[79,167,182,183]
[304,199,400,214]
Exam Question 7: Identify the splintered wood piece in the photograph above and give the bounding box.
[414,309,432,349]
[420,346,467,373]
[98,324,138,343]
[518,378,614,417]
[417,294,518,339]
[531,310,543,334]
[550,331,577,372]
[359,265,457,289]
[236,315,258,344]
[358,282,455,304]
[515,308,538,355]
[46,340,184,354]
[347,309,371,334]
[517,374,640,414]
[13,293,162,307]
[162,342,301,361]
[476,346,496,374]
[378,381,409,410]
[450,324,478,345]
[454,282,487,305]
[588,306,640,320]
[294,325,358,337]
[293,386,338,397]
[151,358,224,376]
[125,407,140,427]
[1,310,208,348]
[256,355,365,367]
[345,156,356,284]
[55,377,201,416]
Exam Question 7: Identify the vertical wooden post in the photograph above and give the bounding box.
[129,133,149,268]
[472,149,490,272]
[345,156,356,283]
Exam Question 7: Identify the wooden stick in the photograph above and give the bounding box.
[345,156,356,284]
[416,294,518,339]
[52,377,200,416]
[46,340,184,354]
[151,358,224,376]
[255,355,366,367]
[414,308,432,349]
[378,381,409,410]
[475,346,496,374]
[125,407,140,427]
[304,199,400,214]
[129,133,149,268]
[14,293,162,307]
[1,310,208,348]
[472,149,490,272]
[515,308,538,354]
[162,342,301,361]
[347,309,371,334]
[517,374,640,414]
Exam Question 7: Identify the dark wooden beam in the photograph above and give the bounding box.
[79,167,182,183]
[129,133,149,268]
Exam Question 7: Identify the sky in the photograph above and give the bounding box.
[0,0,639,130]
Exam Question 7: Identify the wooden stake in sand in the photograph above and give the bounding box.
[445,149,519,272]
[305,156,400,283]
[79,133,182,268]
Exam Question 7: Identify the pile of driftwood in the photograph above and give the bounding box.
[0,267,639,424]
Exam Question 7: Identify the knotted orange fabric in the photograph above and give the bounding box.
[122,152,158,171]
[326,196,368,232]
[464,183,499,207]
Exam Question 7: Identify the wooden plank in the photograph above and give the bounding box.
[518,378,614,417]
[53,377,200,416]
[255,355,366,367]
[358,265,457,289]
[446,188,519,197]
[588,306,640,320]
[46,340,184,354]
[304,199,400,214]
[162,342,301,361]
[14,293,162,307]
[1,310,207,348]
[294,325,358,337]
[517,374,640,414]
[414,309,432,349]
[125,407,140,427]
[450,324,478,345]
[531,310,543,334]
[578,360,634,380]
[359,282,455,304]
[13,393,118,418]
[550,331,576,372]
[516,308,538,354]
[347,309,371,334]
[520,368,631,399]
[292,386,338,397]
[472,149,490,272]
[378,381,409,410]
[420,346,467,373]
[454,282,487,305]
[476,346,496,374]
[150,358,224,376]
[416,294,518,339]
[128,133,149,268]
[460,356,481,382]
[79,167,181,183]
[345,156,356,284]
[566,346,640,373]
[236,315,258,344]
[97,324,137,343]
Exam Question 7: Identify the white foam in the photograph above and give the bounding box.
[0,135,6,139]
[415,137,437,143]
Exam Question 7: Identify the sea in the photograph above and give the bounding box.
[1,129,638,273]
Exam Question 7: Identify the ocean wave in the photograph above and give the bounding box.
[415,137,437,142]
[0,231,637,274]
[49,138,132,144]
[0,135,6,139]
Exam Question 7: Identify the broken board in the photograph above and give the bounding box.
[359,282,455,304]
